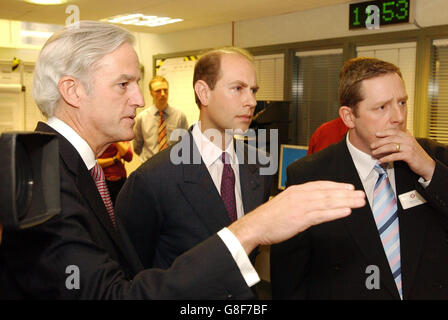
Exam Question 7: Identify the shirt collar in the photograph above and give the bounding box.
[46,116,97,170]
[191,122,236,168]
[346,131,381,182]
[152,104,170,116]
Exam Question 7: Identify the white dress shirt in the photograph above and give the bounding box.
[191,122,244,219]
[192,122,260,287]
[46,117,97,170]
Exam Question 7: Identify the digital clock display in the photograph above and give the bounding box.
[349,0,411,30]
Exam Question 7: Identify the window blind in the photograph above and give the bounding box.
[428,40,448,144]
[253,53,284,101]
[294,49,343,145]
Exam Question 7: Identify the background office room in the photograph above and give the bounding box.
[1,0,448,299]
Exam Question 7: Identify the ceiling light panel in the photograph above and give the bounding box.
[104,14,183,27]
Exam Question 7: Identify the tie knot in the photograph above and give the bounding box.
[221,152,230,165]
[159,111,164,118]
[90,163,105,182]
[374,163,387,176]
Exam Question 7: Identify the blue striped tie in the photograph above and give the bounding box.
[373,164,402,299]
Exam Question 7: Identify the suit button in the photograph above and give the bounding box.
[333,264,341,271]
[227,294,233,299]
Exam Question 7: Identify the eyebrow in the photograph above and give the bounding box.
[230,80,259,91]
[374,94,408,106]
[116,74,140,82]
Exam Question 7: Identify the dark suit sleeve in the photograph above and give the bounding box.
[115,167,160,269]
[0,164,253,300]
[270,161,311,299]
[417,138,448,216]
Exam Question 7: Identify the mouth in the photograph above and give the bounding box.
[123,115,136,124]
[236,115,253,122]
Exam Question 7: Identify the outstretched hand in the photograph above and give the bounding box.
[228,181,366,255]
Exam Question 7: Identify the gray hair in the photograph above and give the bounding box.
[33,21,135,117]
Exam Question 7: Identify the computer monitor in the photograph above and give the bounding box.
[278,144,308,190]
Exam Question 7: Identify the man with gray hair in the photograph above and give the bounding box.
[0,21,365,299]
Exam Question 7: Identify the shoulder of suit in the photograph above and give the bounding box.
[288,141,341,173]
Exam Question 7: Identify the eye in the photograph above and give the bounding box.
[118,82,129,89]
[251,88,258,94]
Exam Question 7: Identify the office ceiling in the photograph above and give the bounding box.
[0,0,352,34]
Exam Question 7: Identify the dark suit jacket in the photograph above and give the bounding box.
[270,137,448,300]
[116,131,272,269]
[0,122,254,299]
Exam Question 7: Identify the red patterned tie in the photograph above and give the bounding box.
[220,152,237,222]
[158,111,168,152]
[90,162,117,229]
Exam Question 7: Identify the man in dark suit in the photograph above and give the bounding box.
[117,48,271,270]
[271,57,448,300]
[0,21,366,299]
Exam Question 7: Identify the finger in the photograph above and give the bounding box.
[307,208,353,227]
[377,151,407,165]
[375,129,405,138]
[371,142,403,157]
[371,136,397,150]
[292,180,355,192]
[299,189,366,213]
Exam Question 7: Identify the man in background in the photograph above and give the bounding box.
[133,75,188,162]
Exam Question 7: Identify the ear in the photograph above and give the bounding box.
[339,106,356,129]
[194,80,210,108]
[57,76,85,108]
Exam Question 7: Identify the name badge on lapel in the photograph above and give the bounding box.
[398,190,427,210]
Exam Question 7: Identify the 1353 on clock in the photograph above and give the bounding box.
[349,0,412,30]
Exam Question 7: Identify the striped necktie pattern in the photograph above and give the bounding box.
[158,111,168,152]
[90,162,117,229]
[373,163,402,299]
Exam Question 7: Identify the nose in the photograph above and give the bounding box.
[161,89,167,97]
[391,102,406,125]
[245,90,257,110]
[132,85,145,109]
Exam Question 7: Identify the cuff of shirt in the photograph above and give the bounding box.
[217,227,260,287]
[418,177,431,188]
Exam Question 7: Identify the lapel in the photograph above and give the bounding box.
[235,141,262,214]
[334,140,401,299]
[35,122,141,272]
[177,132,232,233]
[393,160,428,299]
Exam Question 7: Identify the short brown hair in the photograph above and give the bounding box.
[149,75,168,91]
[193,47,254,108]
[338,57,403,115]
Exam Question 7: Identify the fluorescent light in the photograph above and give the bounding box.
[104,13,183,27]
[24,0,67,4]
